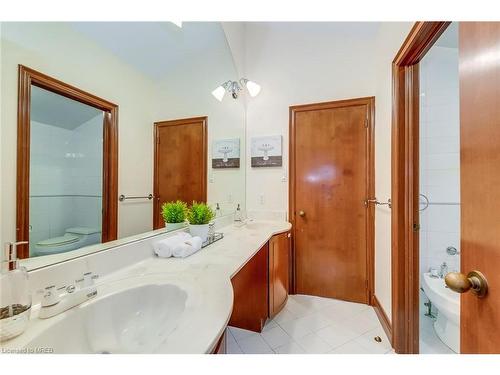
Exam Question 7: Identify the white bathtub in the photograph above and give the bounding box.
[421,272,460,353]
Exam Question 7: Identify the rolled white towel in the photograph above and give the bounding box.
[186,236,203,250]
[153,240,173,258]
[153,232,192,258]
[172,236,203,258]
[175,232,192,241]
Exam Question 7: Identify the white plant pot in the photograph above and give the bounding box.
[189,224,209,242]
[165,222,185,232]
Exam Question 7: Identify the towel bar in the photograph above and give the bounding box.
[364,198,392,209]
[119,194,153,202]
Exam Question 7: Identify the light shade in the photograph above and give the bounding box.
[245,80,261,97]
[211,86,226,101]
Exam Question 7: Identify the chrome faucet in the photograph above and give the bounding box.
[38,271,98,319]
[439,262,448,279]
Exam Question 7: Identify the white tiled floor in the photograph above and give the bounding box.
[227,294,394,354]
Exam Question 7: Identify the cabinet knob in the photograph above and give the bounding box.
[298,210,305,217]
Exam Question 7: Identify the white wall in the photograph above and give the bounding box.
[71,114,104,234]
[419,46,460,276]
[29,121,75,253]
[372,23,414,321]
[242,22,412,319]
[1,23,157,242]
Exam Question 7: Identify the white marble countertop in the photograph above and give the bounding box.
[1,220,291,354]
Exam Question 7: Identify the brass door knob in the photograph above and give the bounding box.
[298,210,305,217]
[445,270,488,298]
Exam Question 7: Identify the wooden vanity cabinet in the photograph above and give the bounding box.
[228,230,291,333]
[229,243,269,332]
[269,231,291,318]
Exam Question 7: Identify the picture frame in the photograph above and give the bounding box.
[251,135,283,167]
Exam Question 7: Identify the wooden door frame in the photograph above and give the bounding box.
[16,65,119,259]
[153,116,208,229]
[289,96,376,305]
[391,22,450,354]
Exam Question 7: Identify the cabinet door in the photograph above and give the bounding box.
[270,232,290,318]
[229,243,269,332]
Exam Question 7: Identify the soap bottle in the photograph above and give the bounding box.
[234,203,243,222]
[0,241,31,342]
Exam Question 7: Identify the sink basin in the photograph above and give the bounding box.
[20,279,189,353]
[3,266,234,354]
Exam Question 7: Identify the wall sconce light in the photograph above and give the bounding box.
[211,78,261,101]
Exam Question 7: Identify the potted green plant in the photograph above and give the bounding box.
[161,200,188,231]
[187,201,215,242]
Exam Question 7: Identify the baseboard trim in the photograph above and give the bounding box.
[372,295,392,347]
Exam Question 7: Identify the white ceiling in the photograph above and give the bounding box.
[68,22,231,80]
[250,21,382,37]
[68,22,384,84]
[31,86,102,130]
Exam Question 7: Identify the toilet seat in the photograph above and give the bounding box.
[36,234,80,247]
[33,227,102,257]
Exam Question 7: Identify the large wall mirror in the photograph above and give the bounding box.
[1,22,246,267]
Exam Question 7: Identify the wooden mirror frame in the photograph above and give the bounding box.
[391,22,450,354]
[16,65,119,258]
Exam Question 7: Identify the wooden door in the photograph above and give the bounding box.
[290,97,374,304]
[269,231,290,318]
[153,117,207,229]
[459,22,500,353]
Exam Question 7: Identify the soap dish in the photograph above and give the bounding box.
[0,304,31,342]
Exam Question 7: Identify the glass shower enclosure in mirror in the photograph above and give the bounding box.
[1,22,245,267]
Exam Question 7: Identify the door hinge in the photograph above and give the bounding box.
[413,223,420,232]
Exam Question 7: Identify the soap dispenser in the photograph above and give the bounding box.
[234,203,243,222]
[0,241,31,342]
